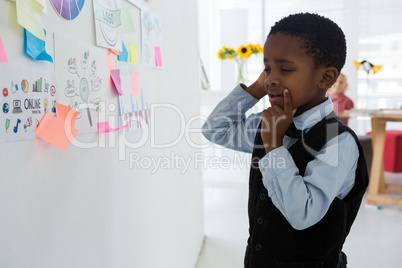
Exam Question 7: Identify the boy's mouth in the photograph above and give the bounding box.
[268,93,283,103]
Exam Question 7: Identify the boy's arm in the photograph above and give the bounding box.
[202,72,267,153]
[259,132,359,230]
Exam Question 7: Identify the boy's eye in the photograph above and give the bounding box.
[264,67,271,73]
[281,69,292,72]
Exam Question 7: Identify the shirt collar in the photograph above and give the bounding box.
[293,97,334,131]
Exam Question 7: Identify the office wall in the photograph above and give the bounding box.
[0,0,204,267]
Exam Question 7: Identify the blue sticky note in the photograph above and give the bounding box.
[118,42,129,62]
[24,29,53,63]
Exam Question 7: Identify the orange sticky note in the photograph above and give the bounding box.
[130,44,138,64]
[35,103,79,151]
[0,36,8,63]
[107,51,115,87]
[131,71,141,96]
[155,46,162,67]
[109,48,120,55]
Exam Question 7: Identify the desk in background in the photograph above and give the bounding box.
[341,109,402,207]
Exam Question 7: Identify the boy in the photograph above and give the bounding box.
[202,13,368,268]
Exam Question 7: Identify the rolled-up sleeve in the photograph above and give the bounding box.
[201,84,262,153]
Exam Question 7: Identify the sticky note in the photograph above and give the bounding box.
[0,36,8,63]
[110,69,123,95]
[35,103,79,151]
[24,29,53,62]
[130,44,138,64]
[118,42,129,62]
[109,48,120,55]
[121,6,135,33]
[131,71,141,96]
[155,46,162,67]
[16,0,46,41]
[107,51,115,86]
[97,122,128,133]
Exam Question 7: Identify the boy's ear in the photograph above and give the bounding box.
[317,67,338,90]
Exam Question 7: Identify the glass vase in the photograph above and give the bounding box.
[235,58,246,85]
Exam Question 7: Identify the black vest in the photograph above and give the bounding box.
[245,112,369,268]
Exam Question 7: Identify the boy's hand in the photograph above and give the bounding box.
[261,89,297,153]
[245,71,266,99]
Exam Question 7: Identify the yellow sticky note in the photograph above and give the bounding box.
[130,44,138,64]
[16,0,46,41]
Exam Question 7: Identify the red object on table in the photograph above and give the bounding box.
[367,130,402,172]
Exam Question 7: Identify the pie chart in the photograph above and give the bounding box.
[50,0,86,21]
[21,80,29,93]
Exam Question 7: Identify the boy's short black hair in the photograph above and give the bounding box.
[268,13,346,74]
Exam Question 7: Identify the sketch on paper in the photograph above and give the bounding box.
[55,33,110,133]
[93,0,123,51]
[141,9,163,68]
[116,62,150,132]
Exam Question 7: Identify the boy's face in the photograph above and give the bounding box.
[263,33,327,116]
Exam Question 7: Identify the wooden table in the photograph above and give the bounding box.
[341,109,402,206]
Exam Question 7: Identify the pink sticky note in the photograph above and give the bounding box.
[97,122,128,133]
[155,46,162,67]
[0,36,8,63]
[110,69,123,95]
[131,71,141,96]
[35,103,79,151]
[107,51,115,87]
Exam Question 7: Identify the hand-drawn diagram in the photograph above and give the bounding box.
[64,52,102,127]
[55,33,109,134]
[116,62,151,132]
[93,0,122,51]
[141,9,163,68]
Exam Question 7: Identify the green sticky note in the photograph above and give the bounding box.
[121,6,135,33]
[130,44,138,64]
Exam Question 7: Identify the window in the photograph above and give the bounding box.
[198,0,402,133]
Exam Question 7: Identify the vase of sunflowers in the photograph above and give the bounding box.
[218,43,263,85]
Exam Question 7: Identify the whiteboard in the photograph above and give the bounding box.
[0,0,204,267]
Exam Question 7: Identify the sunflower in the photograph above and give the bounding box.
[256,43,263,53]
[218,48,224,60]
[248,43,256,52]
[227,47,237,59]
[218,46,235,60]
[218,43,261,60]
[237,44,252,59]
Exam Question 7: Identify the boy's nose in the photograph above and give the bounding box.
[265,75,279,87]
